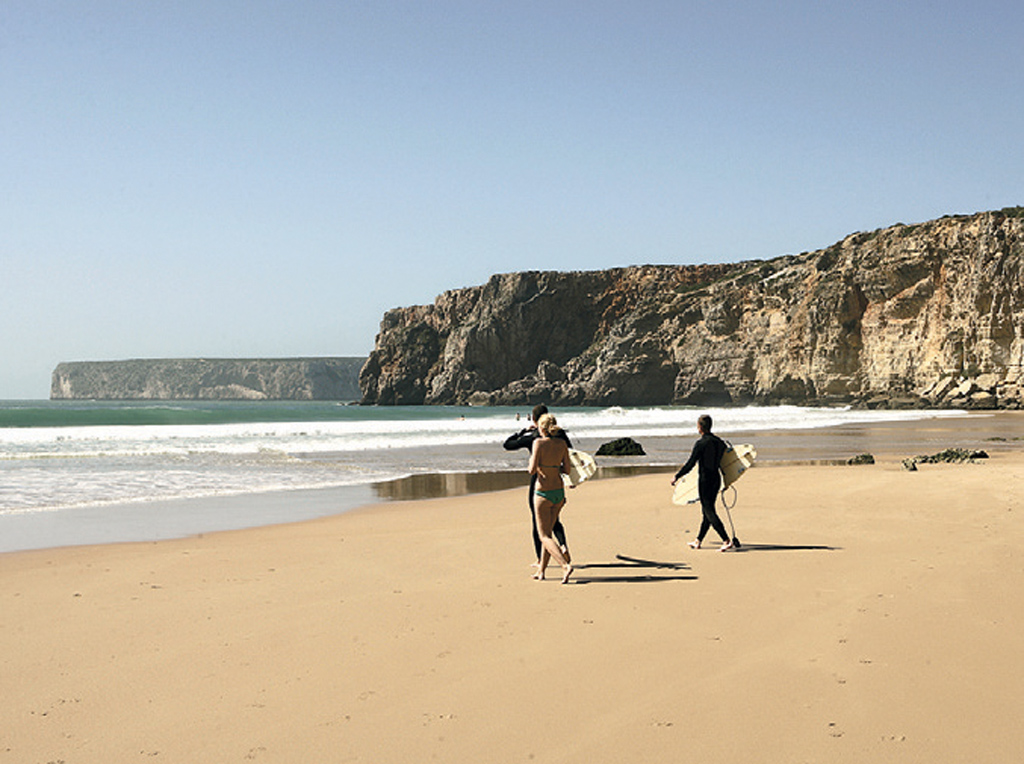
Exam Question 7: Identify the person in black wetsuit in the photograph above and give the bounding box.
[503,404,572,566]
[671,414,734,552]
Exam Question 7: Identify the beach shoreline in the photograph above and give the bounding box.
[2,410,1020,555]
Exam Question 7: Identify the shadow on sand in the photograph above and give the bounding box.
[563,546,839,584]
[568,554,697,585]
[729,542,841,553]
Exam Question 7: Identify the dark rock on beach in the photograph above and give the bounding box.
[846,453,875,465]
[903,447,990,471]
[596,437,646,456]
[913,448,990,464]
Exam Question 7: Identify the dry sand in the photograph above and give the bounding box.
[3,443,1023,762]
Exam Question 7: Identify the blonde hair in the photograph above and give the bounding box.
[537,413,562,437]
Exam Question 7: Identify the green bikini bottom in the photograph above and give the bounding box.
[534,488,566,504]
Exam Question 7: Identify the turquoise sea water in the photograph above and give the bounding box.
[0,400,973,552]
[0,399,447,428]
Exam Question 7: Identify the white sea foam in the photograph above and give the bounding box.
[0,404,970,518]
[0,402,983,553]
[0,404,967,460]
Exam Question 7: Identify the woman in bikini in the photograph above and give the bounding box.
[528,413,574,584]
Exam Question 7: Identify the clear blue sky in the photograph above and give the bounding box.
[2,1,1021,398]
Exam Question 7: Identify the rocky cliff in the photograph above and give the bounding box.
[51,358,366,401]
[360,208,1024,409]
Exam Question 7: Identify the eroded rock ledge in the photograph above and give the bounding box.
[360,209,1024,409]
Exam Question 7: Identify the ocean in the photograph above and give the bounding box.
[0,400,977,552]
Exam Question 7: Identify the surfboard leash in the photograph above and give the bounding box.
[720,484,741,548]
[719,440,741,548]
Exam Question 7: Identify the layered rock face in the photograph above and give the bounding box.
[51,358,365,401]
[360,209,1024,409]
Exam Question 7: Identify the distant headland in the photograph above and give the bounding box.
[51,358,365,401]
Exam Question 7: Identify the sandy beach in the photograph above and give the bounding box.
[3,419,1023,763]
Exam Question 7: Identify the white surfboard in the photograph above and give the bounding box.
[563,449,597,487]
[672,443,757,505]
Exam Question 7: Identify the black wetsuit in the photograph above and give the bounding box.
[503,426,572,559]
[674,432,730,543]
